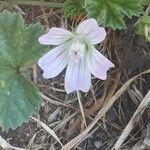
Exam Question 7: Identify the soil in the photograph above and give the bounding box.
[0,2,150,150]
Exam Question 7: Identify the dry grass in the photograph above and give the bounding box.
[0,2,150,150]
[0,136,27,150]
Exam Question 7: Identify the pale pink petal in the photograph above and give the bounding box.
[76,18,106,45]
[39,27,74,45]
[87,48,115,80]
[38,42,71,79]
[65,60,91,93]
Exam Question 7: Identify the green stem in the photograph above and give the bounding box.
[144,4,150,16]
[6,0,64,8]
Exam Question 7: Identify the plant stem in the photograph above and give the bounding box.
[77,91,87,127]
[144,4,150,16]
[6,0,64,8]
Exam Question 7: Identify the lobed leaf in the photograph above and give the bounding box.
[86,0,143,30]
[64,0,86,18]
[0,11,49,129]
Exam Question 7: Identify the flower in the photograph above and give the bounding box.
[38,18,115,93]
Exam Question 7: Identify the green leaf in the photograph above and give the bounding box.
[86,0,143,30]
[0,11,49,129]
[0,67,40,129]
[136,16,150,41]
[64,0,86,18]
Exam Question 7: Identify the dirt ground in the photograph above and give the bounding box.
[0,2,150,150]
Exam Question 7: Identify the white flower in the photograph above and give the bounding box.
[38,18,115,93]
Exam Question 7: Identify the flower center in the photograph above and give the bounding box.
[69,41,86,63]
